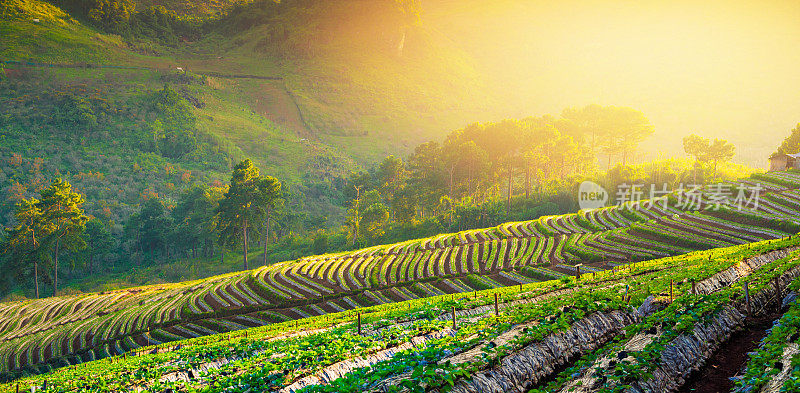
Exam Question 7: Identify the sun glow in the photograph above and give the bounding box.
[426,0,800,166]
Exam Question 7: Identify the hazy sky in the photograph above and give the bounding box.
[426,0,800,167]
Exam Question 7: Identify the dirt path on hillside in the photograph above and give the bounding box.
[251,80,313,139]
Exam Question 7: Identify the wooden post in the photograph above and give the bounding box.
[43,381,47,390]
[670,279,674,301]
[519,284,523,292]
[691,280,696,295]
[451,306,457,330]
[15,383,18,393]
[593,272,596,280]
[744,282,751,316]
[494,293,499,316]
[357,312,362,335]
[576,265,581,280]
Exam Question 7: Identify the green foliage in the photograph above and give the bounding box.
[79,218,114,273]
[0,76,233,170]
[464,274,492,290]
[775,123,800,155]
[683,134,736,179]
[735,296,800,391]
[0,0,123,62]
[54,0,195,46]
[1,198,48,298]
[216,159,282,269]
[1,179,88,297]
[126,197,171,259]
[145,85,198,158]
[38,178,89,295]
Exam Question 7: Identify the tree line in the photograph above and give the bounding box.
[1,159,283,297]
[1,103,763,299]
[339,104,655,245]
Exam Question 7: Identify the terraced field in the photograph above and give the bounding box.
[2,170,800,381]
[2,236,800,392]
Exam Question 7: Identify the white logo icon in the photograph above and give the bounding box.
[578,181,608,210]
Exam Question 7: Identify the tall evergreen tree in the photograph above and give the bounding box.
[3,198,46,298]
[706,139,736,178]
[216,159,281,270]
[39,178,88,297]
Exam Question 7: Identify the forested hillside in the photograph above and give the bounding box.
[0,0,487,292]
[1,0,796,299]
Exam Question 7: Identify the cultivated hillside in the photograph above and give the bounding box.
[1,170,799,380]
[1,235,799,392]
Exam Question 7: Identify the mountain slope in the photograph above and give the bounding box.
[0,0,494,225]
[1,170,799,379]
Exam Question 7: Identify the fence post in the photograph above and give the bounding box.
[452,306,457,330]
[576,265,581,280]
[357,312,362,335]
[494,293,499,316]
[744,282,751,316]
[691,280,696,295]
[670,279,674,301]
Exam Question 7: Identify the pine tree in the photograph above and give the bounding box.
[4,198,46,298]
[39,178,88,297]
[216,159,281,270]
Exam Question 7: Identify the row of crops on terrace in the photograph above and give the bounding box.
[1,236,799,392]
[1,171,800,379]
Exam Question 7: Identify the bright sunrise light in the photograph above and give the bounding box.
[427,0,800,166]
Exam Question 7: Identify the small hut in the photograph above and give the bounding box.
[769,152,800,171]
